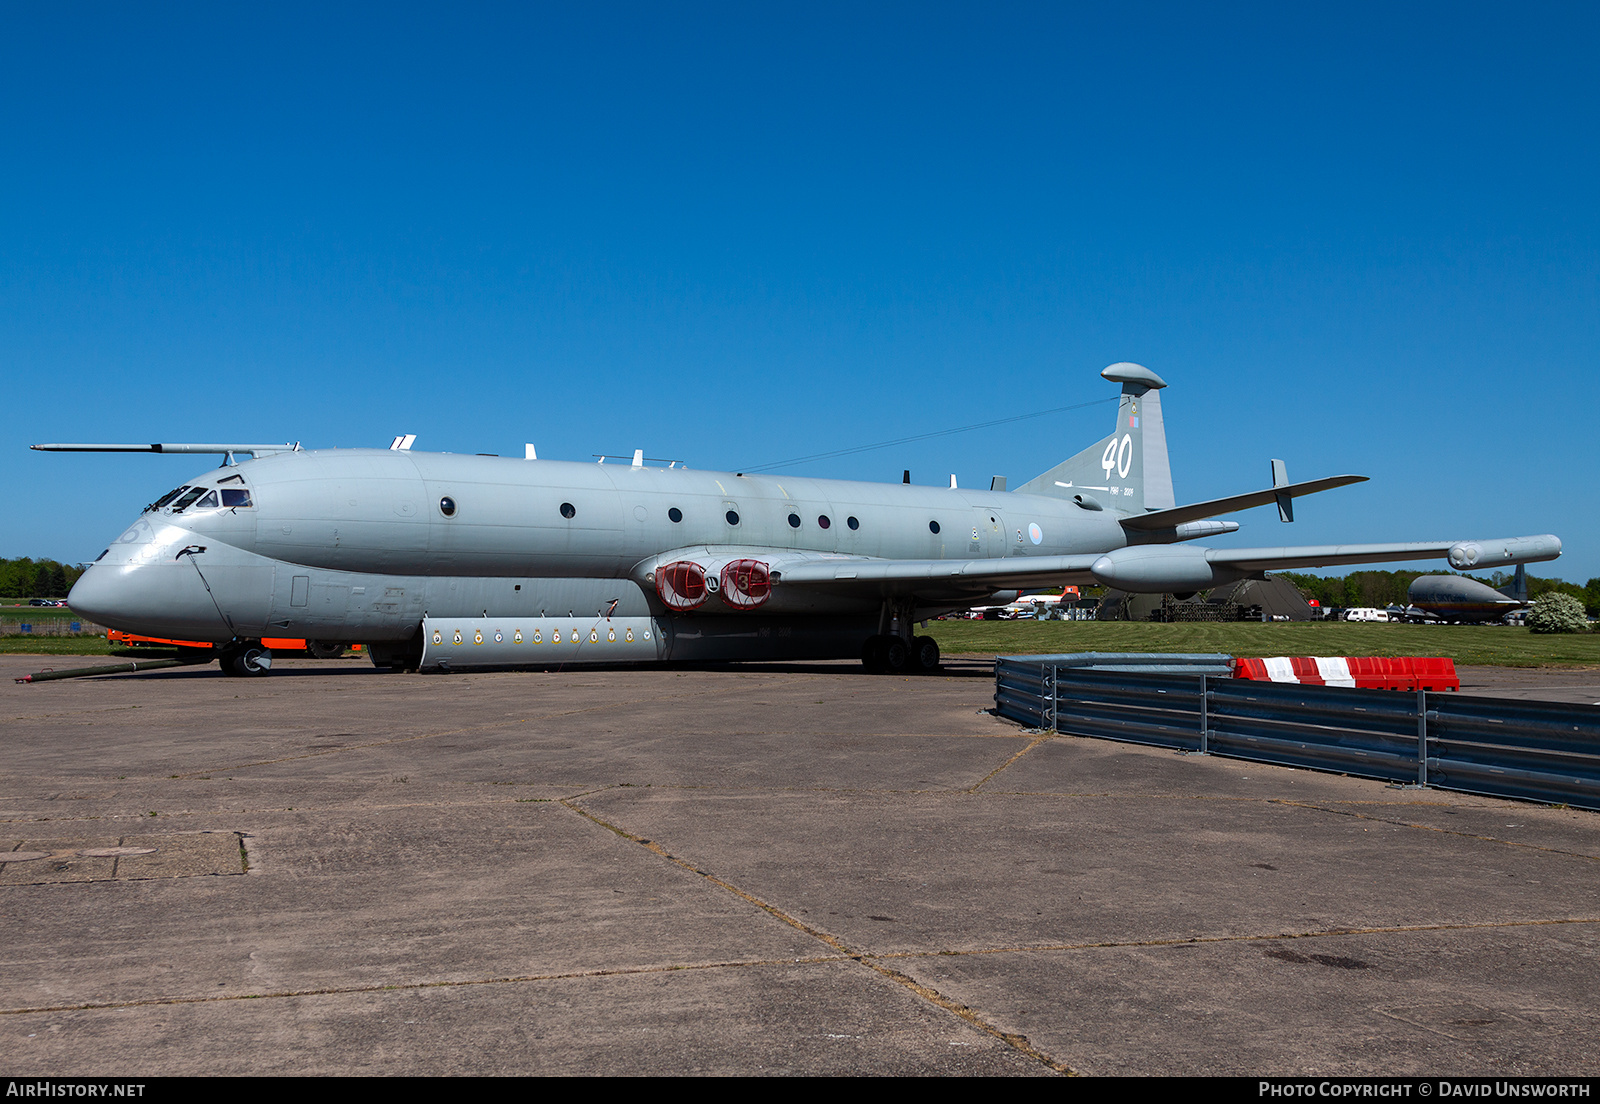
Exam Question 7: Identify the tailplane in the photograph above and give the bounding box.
[1015,362,1175,514]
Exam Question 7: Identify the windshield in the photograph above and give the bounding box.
[169,487,208,512]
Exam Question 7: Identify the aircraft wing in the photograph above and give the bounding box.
[1201,537,1563,574]
[773,553,1106,593]
[758,532,1563,598]
[1118,475,1367,530]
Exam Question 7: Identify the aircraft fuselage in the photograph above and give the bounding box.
[68,449,1125,662]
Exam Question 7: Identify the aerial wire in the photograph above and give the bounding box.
[737,395,1118,474]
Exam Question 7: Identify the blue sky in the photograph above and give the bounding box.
[4,3,1596,581]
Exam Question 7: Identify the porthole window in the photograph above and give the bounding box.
[787,513,801,528]
[929,520,941,534]
[818,515,831,529]
[668,507,683,523]
[847,516,859,530]
[439,496,457,517]
[559,502,575,519]
[726,510,740,526]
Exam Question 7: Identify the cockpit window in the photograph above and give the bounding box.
[169,487,208,512]
[220,488,253,508]
[150,486,188,511]
[193,490,220,509]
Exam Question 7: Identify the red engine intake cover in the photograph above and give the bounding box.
[656,560,709,611]
[718,559,771,609]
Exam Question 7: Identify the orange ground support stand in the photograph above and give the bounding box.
[106,631,361,656]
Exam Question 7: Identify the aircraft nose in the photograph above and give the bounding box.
[65,568,114,625]
[68,529,233,641]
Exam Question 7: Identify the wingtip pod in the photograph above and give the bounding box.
[1447,535,1562,571]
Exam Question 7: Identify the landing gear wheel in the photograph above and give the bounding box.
[881,636,910,673]
[220,641,272,677]
[912,635,941,672]
[304,640,345,659]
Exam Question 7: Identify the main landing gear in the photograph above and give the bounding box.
[861,633,941,674]
[861,597,941,673]
[217,639,272,677]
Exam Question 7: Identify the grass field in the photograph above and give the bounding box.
[0,605,80,620]
[924,619,1600,668]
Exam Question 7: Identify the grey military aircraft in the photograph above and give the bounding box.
[40,362,1562,676]
[1404,565,1530,623]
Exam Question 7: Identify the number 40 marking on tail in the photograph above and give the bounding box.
[1101,434,1133,480]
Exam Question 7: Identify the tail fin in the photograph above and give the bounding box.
[1497,564,1529,602]
[1015,362,1175,514]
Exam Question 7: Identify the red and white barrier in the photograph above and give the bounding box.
[1233,656,1459,692]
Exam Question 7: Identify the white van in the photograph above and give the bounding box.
[1344,607,1391,623]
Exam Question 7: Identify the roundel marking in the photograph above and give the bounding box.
[1029,523,1043,545]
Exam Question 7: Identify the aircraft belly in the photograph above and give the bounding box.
[664,615,879,661]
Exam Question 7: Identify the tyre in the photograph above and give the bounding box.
[304,640,345,659]
[221,641,272,677]
[912,635,941,672]
[881,636,909,673]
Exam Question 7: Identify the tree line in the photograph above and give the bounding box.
[0,558,86,600]
[1277,569,1600,615]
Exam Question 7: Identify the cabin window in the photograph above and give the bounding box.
[725,510,740,526]
[440,496,457,517]
[847,516,859,530]
[559,502,575,519]
[929,520,941,534]
[668,507,683,523]
[817,515,831,529]
[220,488,252,508]
[787,513,801,528]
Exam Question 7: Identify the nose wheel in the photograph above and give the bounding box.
[218,640,272,677]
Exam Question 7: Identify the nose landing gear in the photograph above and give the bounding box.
[218,640,272,677]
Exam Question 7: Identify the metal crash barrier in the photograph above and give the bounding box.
[994,657,1600,812]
